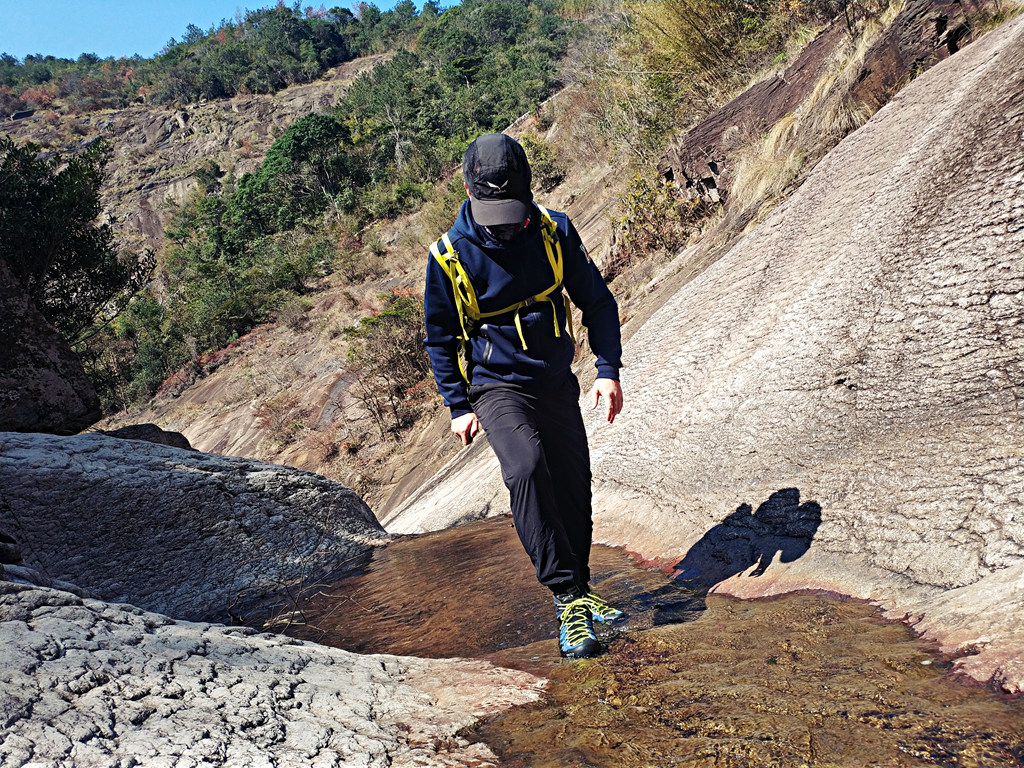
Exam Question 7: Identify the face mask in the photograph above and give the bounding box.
[486,218,530,242]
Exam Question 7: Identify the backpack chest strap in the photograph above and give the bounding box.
[430,208,575,357]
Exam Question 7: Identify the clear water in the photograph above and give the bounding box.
[283,516,1022,767]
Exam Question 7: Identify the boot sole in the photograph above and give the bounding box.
[560,638,602,659]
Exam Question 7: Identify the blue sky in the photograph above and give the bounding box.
[0,1,408,60]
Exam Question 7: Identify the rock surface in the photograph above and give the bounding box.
[0,432,389,624]
[383,17,1024,691]
[658,21,846,203]
[0,581,544,768]
[848,0,982,111]
[660,1,993,217]
[0,258,102,435]
[660,1,990,205]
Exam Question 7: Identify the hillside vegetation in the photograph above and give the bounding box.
[86,0,844,412]
[77,0,574,411]
[5,0,1016,504]
[1,3,426,114]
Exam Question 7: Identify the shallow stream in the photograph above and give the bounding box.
[284,516,1021,767]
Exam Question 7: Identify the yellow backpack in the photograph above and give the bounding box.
[429,204,576,382]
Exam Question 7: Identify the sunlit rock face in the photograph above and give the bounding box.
[659,0,985,202]
[0,581,544,768]
[588,15,1023,691]
[0,258,101,435]
[385,18,1024,691]
[0,432,390,624]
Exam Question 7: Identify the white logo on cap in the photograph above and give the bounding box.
[483,180,509,190]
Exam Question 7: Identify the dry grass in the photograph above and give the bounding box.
[729,2,903,217]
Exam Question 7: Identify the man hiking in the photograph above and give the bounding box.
[424,133,625,658]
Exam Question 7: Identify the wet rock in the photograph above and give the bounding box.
[473,593,1022,768]
[385,18,1024,691]
[0,432,389,623]
[0,258,101,435]
[0,581,545,768]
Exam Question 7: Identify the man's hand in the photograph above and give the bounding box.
[591,378,623,423]
[451,412,480,446]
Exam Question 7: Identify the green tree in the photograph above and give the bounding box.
[227,111,354,239]
[0,136,152,340]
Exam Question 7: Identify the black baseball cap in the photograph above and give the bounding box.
[462,133,533,226]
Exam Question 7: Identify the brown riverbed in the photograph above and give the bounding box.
[282,516,1022,767]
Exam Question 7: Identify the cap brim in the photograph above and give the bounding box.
[469,196,530,227]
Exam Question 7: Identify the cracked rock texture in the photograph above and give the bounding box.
[0,432,389,624]
[0,581,544,768]
[0,258,101,436]
[384,18,1024,690]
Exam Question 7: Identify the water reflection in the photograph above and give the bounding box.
[279,513,1021,767]
[472,593,1024,768]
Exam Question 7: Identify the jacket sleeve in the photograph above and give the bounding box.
[561,218,622,380]
[424,250,473,418]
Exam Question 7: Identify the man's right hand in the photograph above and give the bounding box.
[451,413,480,446]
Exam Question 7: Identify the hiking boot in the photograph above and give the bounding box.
[580,589,626,624]
[554,591,601,659]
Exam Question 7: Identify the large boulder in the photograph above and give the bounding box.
[0,258,101,435]
[96,422,194,450]
[384,17,1024,691]
[586,14,1023,691]
[0,432,389,623]
[0,581,543,768]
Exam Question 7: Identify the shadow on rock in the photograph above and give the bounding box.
[673,487,822,590]
[615,489,822,629]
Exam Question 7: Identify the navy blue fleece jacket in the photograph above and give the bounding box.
[424,200,621,417]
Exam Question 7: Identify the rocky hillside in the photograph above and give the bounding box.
[385,13,1024,693]
[82,1,1013,521]
[0,4,1021,765]
[2,56,387,259]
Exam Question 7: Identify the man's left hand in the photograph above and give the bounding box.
[591,378,623,424]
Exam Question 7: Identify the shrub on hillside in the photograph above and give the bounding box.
[345,293,433,439]
[607,170,711,280]
[520,134,566,191]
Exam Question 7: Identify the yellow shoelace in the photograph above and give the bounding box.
[559,599,595,646]
[581,591,619,619]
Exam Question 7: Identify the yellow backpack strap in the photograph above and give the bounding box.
[535,204,563,284]
[429,233,478,383]
[433,209,578,355]
[563,294,576,345]
[535,204,575,344]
